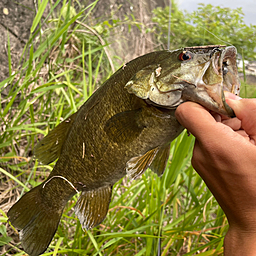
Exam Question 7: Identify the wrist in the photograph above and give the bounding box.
[224,226,256,255]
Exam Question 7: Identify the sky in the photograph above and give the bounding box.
[178,0,256,25]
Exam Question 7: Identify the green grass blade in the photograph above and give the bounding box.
[26,44,34,76]
[87,230,103,256]
[0,167,29,191]
[53,237,64,256]
[31,0,49,33]
[7,31,12,76]
[88,44,93,96]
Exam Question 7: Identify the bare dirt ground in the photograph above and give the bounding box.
[0,0,35,82]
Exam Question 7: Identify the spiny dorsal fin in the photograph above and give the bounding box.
[74,185,112,230]
[149,144,170,176]
[34,112,77,164]
[126,147,159,179]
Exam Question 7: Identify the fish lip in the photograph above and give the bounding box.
[220,46,240,116]
[182,46,240,117]
[206,46,240,116]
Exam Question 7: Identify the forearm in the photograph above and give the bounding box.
[225,227,256,255]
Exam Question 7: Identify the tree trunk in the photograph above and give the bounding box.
[84,0,167,63]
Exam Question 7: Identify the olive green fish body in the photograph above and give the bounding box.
[7,46,241,256]
[53,95,180,189]
[46,50,184,188]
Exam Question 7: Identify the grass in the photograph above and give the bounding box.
[0,0,254,255]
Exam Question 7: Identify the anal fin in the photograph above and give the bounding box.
[74,185,112,230]
[149,144,170,176]
[126,147,159,179]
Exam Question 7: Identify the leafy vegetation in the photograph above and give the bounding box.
[0,0,255,255]
[152,3,256,60]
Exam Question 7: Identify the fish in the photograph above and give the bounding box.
[7,45,240,256]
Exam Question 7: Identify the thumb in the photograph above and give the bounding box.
[226,98,256,142]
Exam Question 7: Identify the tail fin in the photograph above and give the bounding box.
[7,185,64,256]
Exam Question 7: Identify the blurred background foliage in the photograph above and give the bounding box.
[152,3,256,60]
[0,0,256,255]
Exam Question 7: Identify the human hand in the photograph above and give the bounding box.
[175,95,256,255]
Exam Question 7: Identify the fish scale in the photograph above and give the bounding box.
[7,45,240,256]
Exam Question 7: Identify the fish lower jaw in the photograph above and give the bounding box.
[181,85,233,117]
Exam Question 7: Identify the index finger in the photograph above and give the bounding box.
[175,101,223,140]
[226,98,256,144]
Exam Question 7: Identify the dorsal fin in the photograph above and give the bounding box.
[34,112,77,164]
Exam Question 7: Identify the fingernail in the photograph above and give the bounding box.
[224,91,242,100]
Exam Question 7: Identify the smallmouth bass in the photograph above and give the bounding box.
[7,45,240,256]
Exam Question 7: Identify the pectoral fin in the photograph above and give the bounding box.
[126,147,159,179]
[34,112,77,164]
[105,109,144,143]
[149,144,170,176]
[74,185,112,230]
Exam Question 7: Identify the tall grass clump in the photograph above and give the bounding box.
[1,0,250,255]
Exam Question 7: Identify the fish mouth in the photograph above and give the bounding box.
[201,46,240,116]
[182,46,241,117]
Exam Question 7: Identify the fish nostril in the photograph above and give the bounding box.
[210,48,222,58]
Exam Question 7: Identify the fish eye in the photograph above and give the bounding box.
[178,51,192,61]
